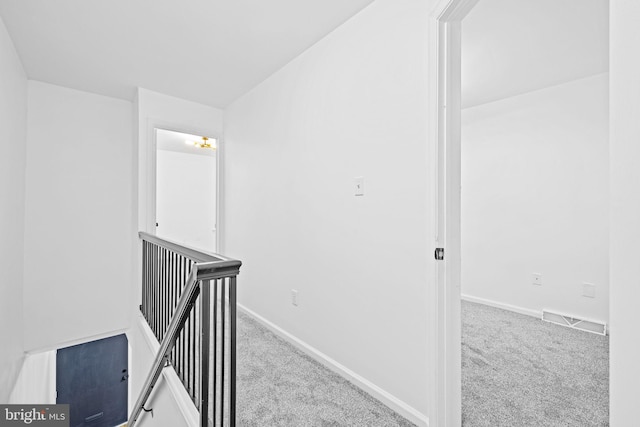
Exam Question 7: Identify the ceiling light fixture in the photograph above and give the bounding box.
[185,136,216,150]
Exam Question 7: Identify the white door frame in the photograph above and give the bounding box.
[429,1,478,426]
[145,120,223,253]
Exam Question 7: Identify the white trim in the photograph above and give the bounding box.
[127,340,132,418]
[25,328,129,355]
[238,304,429,427]
[145,119,223,254]
[48,351,56,404]
[461,294,541,318]
[429,1,479,426]
[215,133,225,254]
[460,294,610,335]
[134,314,199,427]
[8,351,56,404]
[432,0,480,21]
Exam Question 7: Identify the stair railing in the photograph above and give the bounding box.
[129,232,242,427]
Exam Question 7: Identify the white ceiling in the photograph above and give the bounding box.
[462,0,609,108]
[0,0,375,108]
[0,0,609,110]
[157,129,217,157]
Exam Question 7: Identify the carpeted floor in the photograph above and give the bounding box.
[462,300,609,426]
[233,311,416,427]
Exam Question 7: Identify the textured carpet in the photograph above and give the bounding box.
[462,301,609,426]
[233,311,416,427]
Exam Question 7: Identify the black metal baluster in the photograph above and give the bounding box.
[177,330,183,383]
[141,242,145,316]
[141,242,144,316]
[156,247,161,339]
[151,244,157,337]
[212,279,218,426]
[159,248,164,340]
[156,246,161,339]
[194,290,200,409]
[164,248,169,340]
[135,235,241,427]
[184,310,190,388]
[166,249,170,336]
[145,241,149,318]
[180,307,186,384]
[200,280,210,427]
[171,255,182,367]
[171,254,177,366]
[229,276,237,427]
[168,252,175,335]
[220,280,226,426]
[191,298,196,402]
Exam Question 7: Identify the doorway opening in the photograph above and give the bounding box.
[155,128,219,253]
[432,0,610,425]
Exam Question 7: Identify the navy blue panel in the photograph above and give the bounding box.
[56,334,128,427]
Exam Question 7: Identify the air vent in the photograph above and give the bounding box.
[542,310,607,336]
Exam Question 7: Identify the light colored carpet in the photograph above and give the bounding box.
[462,300,609,426]
[233,311,416,427]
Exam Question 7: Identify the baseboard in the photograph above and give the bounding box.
[6,354,27,403]
[238,304,429,427]
[461,294,610,337]
[461,294,541,318]
[8,351,55,404]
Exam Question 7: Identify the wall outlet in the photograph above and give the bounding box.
[583,283,596,298]
[532,273,542,286]
[291,289,299,306]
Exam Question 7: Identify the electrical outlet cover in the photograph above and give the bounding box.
[583,283,596,298]
[532,273,542,286]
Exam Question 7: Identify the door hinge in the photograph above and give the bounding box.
[434,247,445,261]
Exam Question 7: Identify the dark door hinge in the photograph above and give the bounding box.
[435,247,445,260]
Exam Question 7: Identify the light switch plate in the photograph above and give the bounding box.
[354,176,364,196]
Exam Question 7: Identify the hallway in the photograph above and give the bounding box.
[233,311,415,426]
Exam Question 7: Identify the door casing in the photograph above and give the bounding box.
[145,122,223,254]
[429,1,479,425]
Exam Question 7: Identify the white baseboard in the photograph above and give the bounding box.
[238,304,429,427]
[461,294,541,318]
[8,351,55,404]
[461,294,610,337]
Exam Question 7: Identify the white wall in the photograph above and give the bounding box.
[610,1,640,424]
[156,149,217,252]
[0,14,27,401]
[223,0,431,422]
[461,74,609,323]
[23,81,134,351]
[135,88,224,319]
